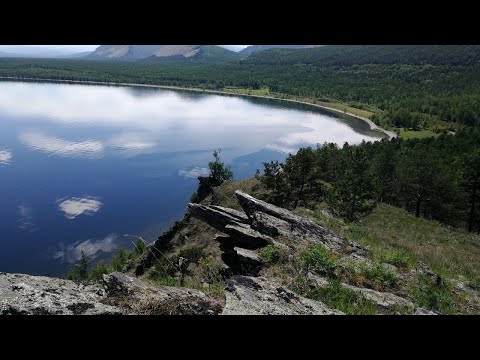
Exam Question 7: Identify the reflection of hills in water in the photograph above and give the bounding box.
[125,87,211,102]
[230,149,287,179]
[238,96,381,135]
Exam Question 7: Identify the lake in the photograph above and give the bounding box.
[0,80,382,276]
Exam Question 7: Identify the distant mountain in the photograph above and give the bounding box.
[57,51,93,58]
[147,45,241,63]
[87,45,163,60]
[239,45,314,56]
[88,45,241,63]
[218,45,246,52]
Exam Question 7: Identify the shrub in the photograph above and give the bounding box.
[198,255,223,286]
[90,260,109,282]
[178,245,205,264]
[409,274,458,314]
[151,255,178,279]
[359,261,398,290]
[300,245,337,277]
[149,276,178,287]
[382,249,412,269]
[134,239,146,256]
[110,249,131,272]
[66,251,89,281]
[258,245,283,263]
[308,279,377,315]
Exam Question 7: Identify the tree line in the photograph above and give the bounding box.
[257,126,480,232]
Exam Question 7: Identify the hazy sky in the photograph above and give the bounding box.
[0,45,249,52]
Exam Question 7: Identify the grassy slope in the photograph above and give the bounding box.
[397,128,441,140]
[210,178,480,283]
[297,202,480,283]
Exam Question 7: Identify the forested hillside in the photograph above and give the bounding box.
[1,45,479,131]
[257,125,480,233]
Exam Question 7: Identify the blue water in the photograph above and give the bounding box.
[0,80,382,276]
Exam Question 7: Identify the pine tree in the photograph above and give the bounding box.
[259,160,287,206]
[283,147,319,208]
[372,141,397,203]
[329,143,376,221]
[462,150,480,232]
[77,251,89,280]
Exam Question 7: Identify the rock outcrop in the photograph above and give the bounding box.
[103,272,223,315]
[234,190,367,256]
[0,272,121,315]
[0,271,224,315]
[222,275,342,315]
[2,190,453,315]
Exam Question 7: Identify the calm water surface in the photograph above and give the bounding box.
[0,81,382,276]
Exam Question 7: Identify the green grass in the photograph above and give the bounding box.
[316,101,374,119]
[358,261,398,290]
[297,202,480,282]
[258,245,283,264]
[299,245,338,277]
[381,248,413,269]
[307,279,377,315]
[408,274,465,314]
[224,86,271,96]
[398,128,440,139]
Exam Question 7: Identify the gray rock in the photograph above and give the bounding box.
[103,272,223,315]
[342,284,413,311]
[306,272,413,313]
[209,205,249,224]
[222,275,343,315]
[224,224,272,249]
[414,308,439,315]
[0,272,122,315]
[235,190,367,256]
[234,247,261,264]
[188,203,247,232]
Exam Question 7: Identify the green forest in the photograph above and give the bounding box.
[258,126,480,233]
[1,45,480,133]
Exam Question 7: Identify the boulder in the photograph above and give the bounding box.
[235,190,367,256]
[188,203,247,232]
[414,308,439,315]
[0,272,122,315]
[103,272,223,315]
[224,224,272,249]
[222,275,343,315]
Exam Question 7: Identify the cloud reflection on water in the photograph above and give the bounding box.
[178,167,210,178]
[57,197,103,219]
[17,203,36,232]
[53,234,117,263]
[20,132,104,158]
[0,150,12,165]
[0,82,379,158]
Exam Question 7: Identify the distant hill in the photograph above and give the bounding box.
[87,45,163,60]
[146,45,242,63]
[243,45,480,66]
[239,45,314,56]
[57,51,93,58]
[87,45,241,63]
[218,45,245,52]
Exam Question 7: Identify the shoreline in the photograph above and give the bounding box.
[0,76,396,139]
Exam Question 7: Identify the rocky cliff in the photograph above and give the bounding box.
[2,190,451,315]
